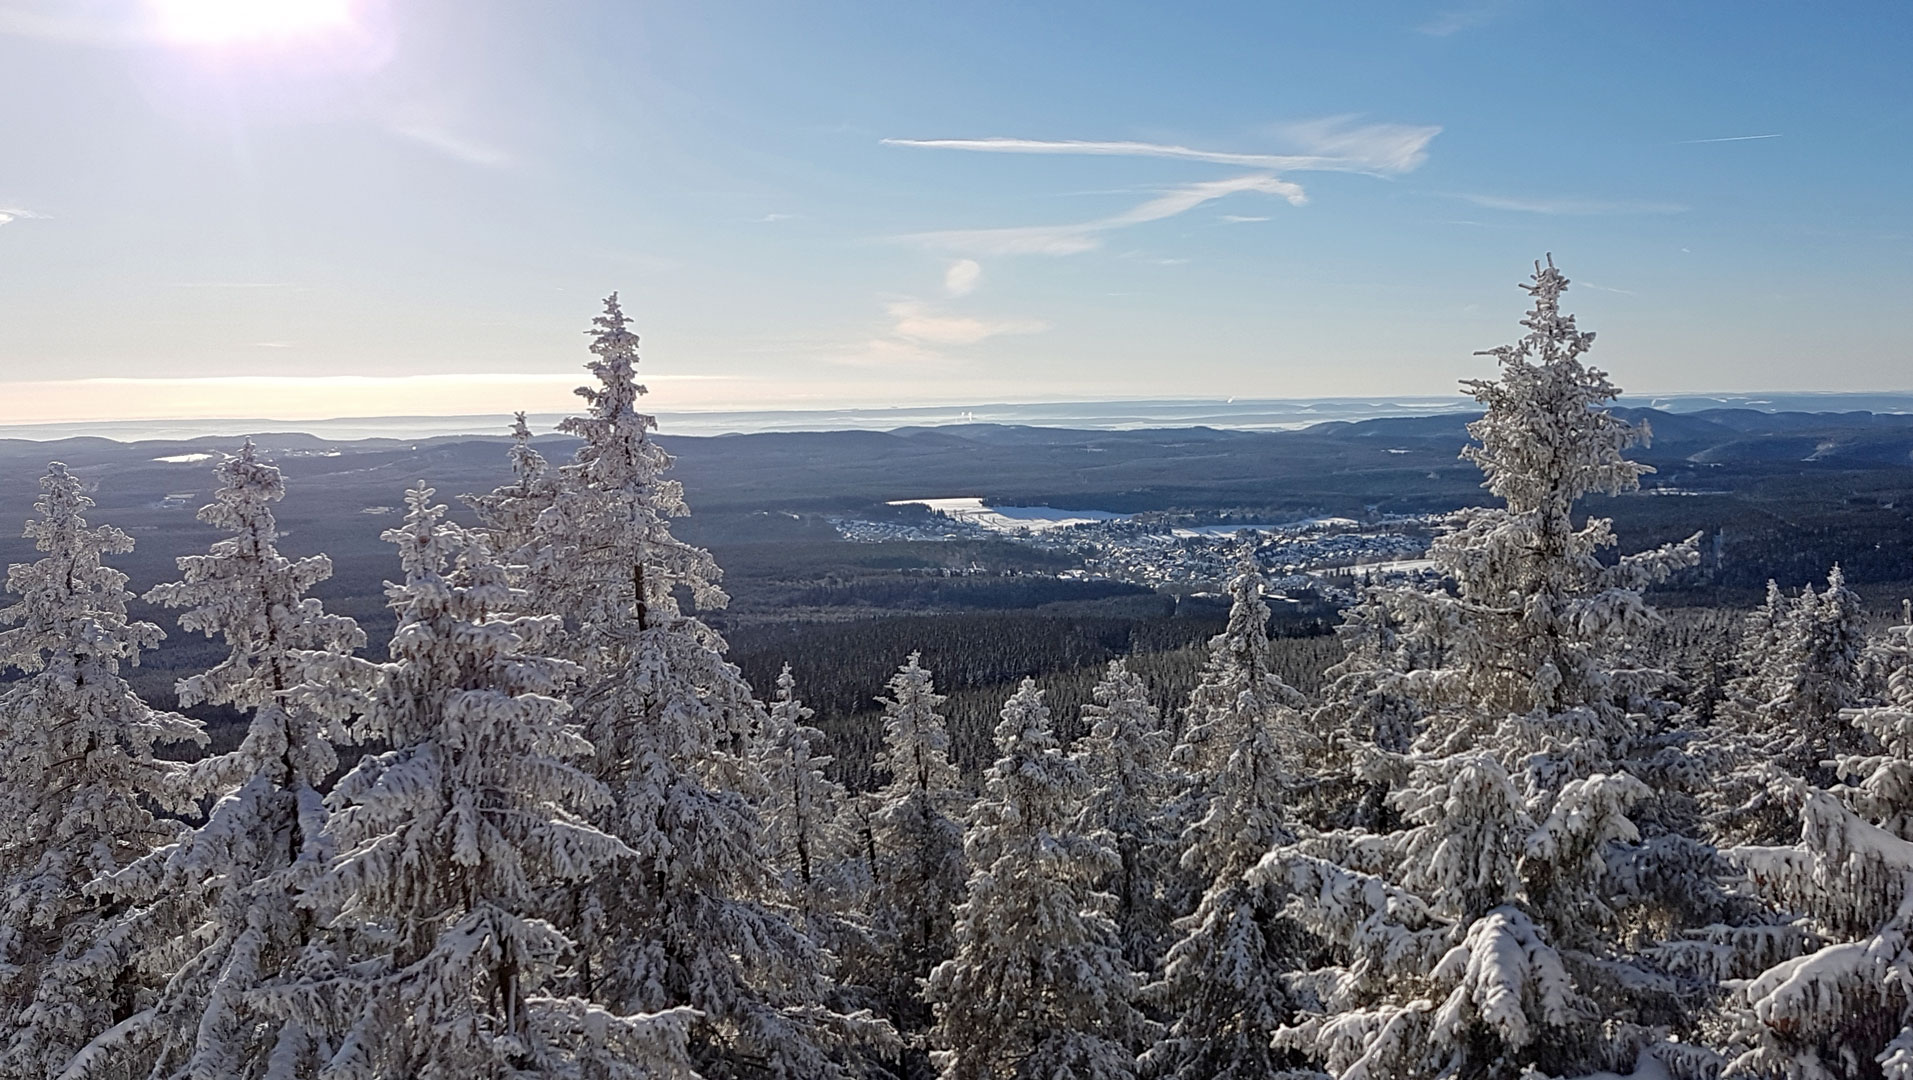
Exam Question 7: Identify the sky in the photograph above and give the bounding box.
[1,1,1909,424]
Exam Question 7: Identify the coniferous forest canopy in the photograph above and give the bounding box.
[10,261,1913,1079]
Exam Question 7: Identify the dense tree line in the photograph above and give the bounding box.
[4,264,1911,1078]
[727,609,1340,787]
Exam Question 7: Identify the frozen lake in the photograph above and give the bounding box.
[888,497,1129,533]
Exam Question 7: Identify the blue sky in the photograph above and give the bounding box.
[1,1,1908,422]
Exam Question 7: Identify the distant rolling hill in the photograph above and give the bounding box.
[0,404,1910,630]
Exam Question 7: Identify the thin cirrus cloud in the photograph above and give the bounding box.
[1454,192,1689,215]
[884,120,1439,176]
[386,122,513,168]
[0,206,45,226]
[887,119,1438,257]
[1417,1,1515,37]
[884,136,1322,169]
[905,223,1104,257]
[1678,133,1782,144]
[886,300,1048,346]
[902,174,1309,257]
[824,337,944,370]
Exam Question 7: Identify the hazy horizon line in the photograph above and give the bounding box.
[5,391,1913,445]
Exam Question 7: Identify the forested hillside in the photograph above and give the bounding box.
[4,262,1913,1078]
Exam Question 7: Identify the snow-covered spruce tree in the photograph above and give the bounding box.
[755,665,866,957]
[1413,256,1699,783]
[1707,568,1872,845]
[1701,582,1804,846]
[1715,607,1913,1078]
[1252,258,1764,1079]
[531,296,727,680]
[1296,585,1435,834]
[61,442,377,1080]
[295,484,696,1079]
[1142,559,1313,1080]
[928,679,1150,1080]
[1313,587,1425,757]
[1764,567,1870,783]
[0,463,206,1080]
[533,297,890,1077]
[865,651,968,1039]
[463,412,560,576]
[1728,582,1794,717]
[1071,659,1178,974]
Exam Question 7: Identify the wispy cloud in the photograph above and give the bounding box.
[823,337,946,370]
[904,224,1102,257]
[904,174,1307,256]
[1678,133,1782,144]
[756,212,797,223]
[1418,1,1513,36]
[817,277,1049,368]
[885,119,1438,177]
[885,137,1345,174]
[1272,117,1442,174]
[1220,214,1271,223]
[0,206,45,226]
[1454,193,1689,216]
[1111,175,1307,221]
[388,123,513,168]
[886,118,1437,257]
[944,259,982,297]
[887,300,1047,345]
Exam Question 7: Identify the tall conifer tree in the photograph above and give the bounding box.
[1144,560,1312,1080]
[1254,258,1751,1079]
[929,680,1149,1080]
[527,297,890,1077]
[866,652,968,1038]
[0,464,205,1079]
[1071,659,1178,973]
[1719,606,1913,1076]
[755,666,866,956]
[300,484,696,1079]
[64,444,375,1079]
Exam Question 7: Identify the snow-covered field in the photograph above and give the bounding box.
[887,496,1130,532]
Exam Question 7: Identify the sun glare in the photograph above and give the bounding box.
[148,0,357,45]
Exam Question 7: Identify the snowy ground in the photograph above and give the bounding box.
[886,497,1130,533]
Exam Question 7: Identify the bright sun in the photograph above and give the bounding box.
[147,0,356,45]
